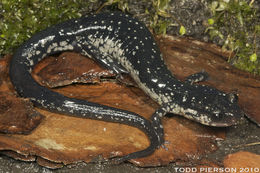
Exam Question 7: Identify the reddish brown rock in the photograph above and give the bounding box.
[0,150,36,162]
[0,35,259,168]
[224,151,260,172]
[0,56,44,134]
[33,52,116,88]
[0,92,43,134]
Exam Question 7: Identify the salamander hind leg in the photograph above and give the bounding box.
[185,71,209,84]
[150,106,169,146]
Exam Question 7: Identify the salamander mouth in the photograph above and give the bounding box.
[206,112,244,127]
[183,110,244,127]
[208,120,237,127]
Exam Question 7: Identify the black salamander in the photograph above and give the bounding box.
[9,12,244,162]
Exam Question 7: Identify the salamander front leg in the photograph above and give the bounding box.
[78,38,129,75]
[185,71,209,84]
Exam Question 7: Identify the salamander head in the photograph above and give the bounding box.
[172,87,244,127]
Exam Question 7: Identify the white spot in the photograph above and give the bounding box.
[158,83,166,88]
[66,25,112,36]
[152,78,158,83]
[182,96,187,102]
[29,59,34,66]
[60,41,68,47]
[213,110,221,117]
[185,108,197,115]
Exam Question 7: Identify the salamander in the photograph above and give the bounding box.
[9,12,244,162]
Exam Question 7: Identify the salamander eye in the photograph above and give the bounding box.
[228,93,238,103]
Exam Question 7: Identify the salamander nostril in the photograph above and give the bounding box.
[228,93,238,103]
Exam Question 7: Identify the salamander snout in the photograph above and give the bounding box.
[179,88,244,127]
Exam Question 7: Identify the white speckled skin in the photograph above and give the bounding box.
[9,12,243,161]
